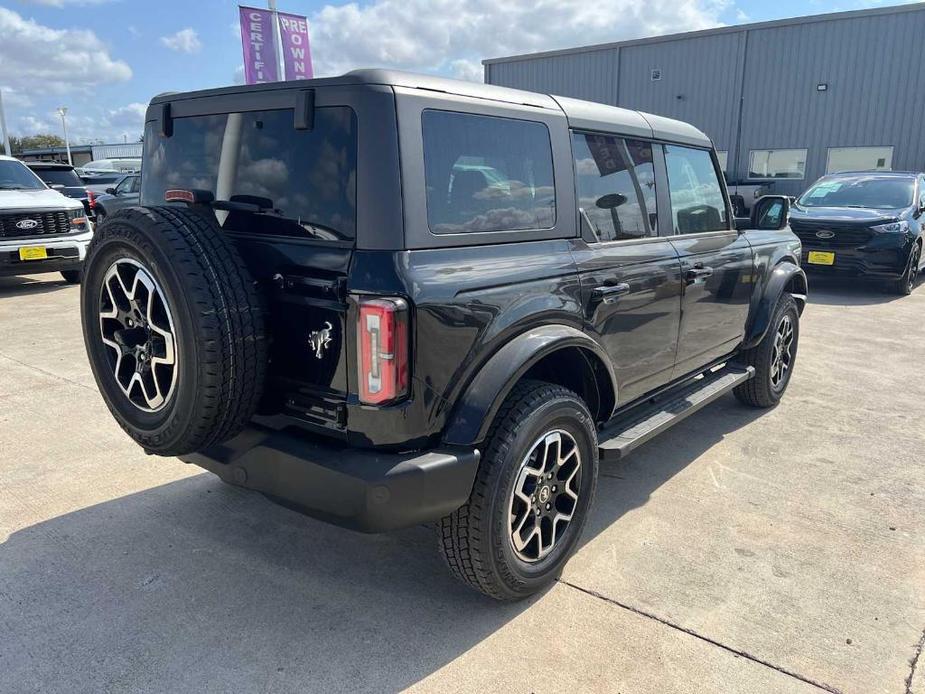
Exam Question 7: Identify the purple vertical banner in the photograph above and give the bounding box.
[278,11,313,80]
[239,5,279,84]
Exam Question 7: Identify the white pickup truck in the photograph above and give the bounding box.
[0,155,92,283]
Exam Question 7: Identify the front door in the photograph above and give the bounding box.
[570,133,683,404]
[662,144,754,377]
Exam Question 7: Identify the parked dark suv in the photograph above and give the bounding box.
[79,71,805,600]
[790,170,924,294]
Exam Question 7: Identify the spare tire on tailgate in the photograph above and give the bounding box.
[80,206,267,456]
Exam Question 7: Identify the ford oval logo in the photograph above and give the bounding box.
[815,230,835,239]
[15,219,39,230]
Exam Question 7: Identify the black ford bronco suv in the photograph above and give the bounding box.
[79,70,806,600]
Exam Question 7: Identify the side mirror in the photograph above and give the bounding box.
[105,187,117,195]
[749,195,791,231]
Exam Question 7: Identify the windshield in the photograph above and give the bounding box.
[798,175,914,209]
[34,168,83,187]
[0,160,46,190]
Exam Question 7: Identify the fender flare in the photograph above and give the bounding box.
[743,261,807,349]
[442,325,617,447]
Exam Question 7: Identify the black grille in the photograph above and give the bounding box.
[0,210,72,239]
[790,221,873,248]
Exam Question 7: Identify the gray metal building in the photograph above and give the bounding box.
[483,3,925,196]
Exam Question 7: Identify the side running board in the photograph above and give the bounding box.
[597,365,755,461]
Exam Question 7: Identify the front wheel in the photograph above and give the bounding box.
[60,269,82,284]
[734,293,799,408]
[889,243,921,296]
[438,380,598,600]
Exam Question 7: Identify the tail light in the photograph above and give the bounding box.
[87,190,97,209]
[357,297,409,405]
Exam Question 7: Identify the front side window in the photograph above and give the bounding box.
[422,110,556,234]
[115,176,134,194]
[748,149,807,180]
[798,174,914,209]
[142,106,357,241]
[572,132,651,241]
[0,160,45,191]
[826,146,893,174]
[665,145,728,234]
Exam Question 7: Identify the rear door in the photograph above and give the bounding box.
[140,89,363,430]
[661,144,753,377]
[570,133,683,403]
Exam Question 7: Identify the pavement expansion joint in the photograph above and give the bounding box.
[558,579,843,694]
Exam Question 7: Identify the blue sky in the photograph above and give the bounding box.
[0,0,912,144]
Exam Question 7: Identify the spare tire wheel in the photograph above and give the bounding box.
[80,206,267,456]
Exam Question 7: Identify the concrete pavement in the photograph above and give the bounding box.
[1,272,923,693]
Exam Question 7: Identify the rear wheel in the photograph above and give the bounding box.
[438,380,598,600]
[734,293,799,408]
[889,242,921,296]
[60,269,81,284]
[80,206,267,456]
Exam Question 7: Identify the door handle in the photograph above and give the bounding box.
[686,265,714,281]
[592,282,631,304]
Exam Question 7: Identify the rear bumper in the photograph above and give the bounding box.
[181,423,481,533]
[0,229,92,277]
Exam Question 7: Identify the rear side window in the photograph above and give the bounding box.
[142,107,357,241]
[664,145,728,234]
[422,110,556,234]
[572,133,655,241]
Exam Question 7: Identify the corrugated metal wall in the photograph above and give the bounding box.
[485,6,925,195]
[91,143,143,160]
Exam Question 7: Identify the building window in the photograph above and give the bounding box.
[716,150,728,172]
[748,149,807,180]
[826,146,893,174]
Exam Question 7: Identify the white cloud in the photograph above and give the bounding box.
[160,27,202,54]
[18,0,116,6]
[107,103,147,129]
[0,7,131,92]
[0,86,34,109]
[307,0,729,80]
[13,101,147,144]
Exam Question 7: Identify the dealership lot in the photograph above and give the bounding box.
[1,272,923,694]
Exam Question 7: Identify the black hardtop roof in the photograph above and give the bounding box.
[148,69,712,148]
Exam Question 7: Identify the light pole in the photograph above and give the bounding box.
[57,107,72,166]
[0,90,11,156]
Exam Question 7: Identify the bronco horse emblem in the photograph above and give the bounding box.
[308,321,334,359]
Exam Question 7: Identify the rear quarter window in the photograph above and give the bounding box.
[422,110,556,235]
[142,106,357,242]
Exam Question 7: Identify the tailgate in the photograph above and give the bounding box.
[234,235,352,431]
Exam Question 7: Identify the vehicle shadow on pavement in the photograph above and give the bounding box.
[0,274,76,298]
[582,394,767,542]
[0,397,769,693]
[0,472,528,693]
[805,275,913,306]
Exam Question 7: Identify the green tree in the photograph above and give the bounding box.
[9,134,66,154]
